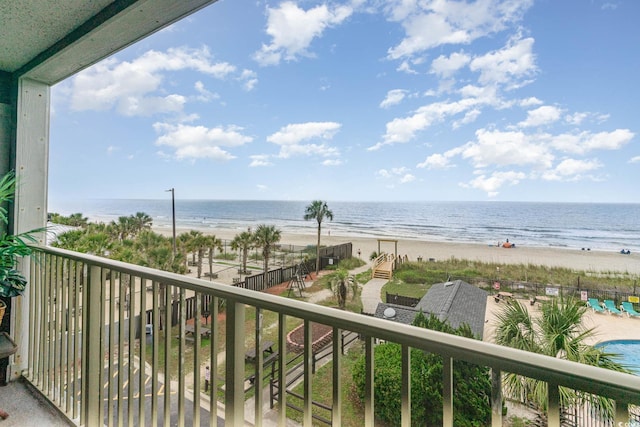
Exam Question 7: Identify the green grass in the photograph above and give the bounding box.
[286,344,366,427]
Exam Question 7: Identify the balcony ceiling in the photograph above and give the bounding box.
[0,0,217,84]
[0,0,113,73]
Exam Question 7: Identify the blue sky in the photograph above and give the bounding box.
[49,0,639,204]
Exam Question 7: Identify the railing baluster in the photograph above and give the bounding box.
[118,271,125,427]
[128,274,136,427]
[53,254,60,405]
[46,253,53,396]
[254,307,263,427]
[83,264,103,427]
[548,381,560,427]
[163,284,172,427]
[64,258,72,415]
[139,278,147,427]
[491,368,502,427]
[225,298,245,426]
[401,344,411,427]
[151,282,160,427]
[332,327,342,426]
[277,312,287,427]
[193,291,201,427]
[303,319,312,426]
[364,335,374,426]
[615,400,629,426]
[108,270,116,427]
[443,356,453,427]
[210,295,219,426]
[178,288,186,427]
[73,260,81,419]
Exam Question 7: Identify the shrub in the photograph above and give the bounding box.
[352,313,491,426]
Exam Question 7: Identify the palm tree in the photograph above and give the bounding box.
[231,228,254,274]
[326,268,358,309]
[303,200,333,275]
[494,297,630,418]
[253,224,281,276]
[131,212,153,235]
[204,235,223,279]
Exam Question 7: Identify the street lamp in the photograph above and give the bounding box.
[166,188,176,260]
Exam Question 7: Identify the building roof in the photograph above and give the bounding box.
[374,279,488,339]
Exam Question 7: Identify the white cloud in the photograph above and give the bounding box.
[630,156,640,163]
[249,155,273,167]
[254,1,353,66]
[518,105,563,128]
[453,108,481,128]
[519,97,543,107]
[565,112,588,125]
[107,145,119,155]
[376,167,415,184]
[374,96,491,149]
[69,46,249,116]
[397,60,418,74]
[240,69,258,91]
[463,170,526,196]
[547,129,634,155]
[542,158,602,181]
[461,129,554,169]
[267,122,341,159]
[322,159,343,166]
[267,122,341,145]
[417,153,454,169]
[153,123,252,161]
[194,81,219,102]
[257,184,268,192]
[380,89,408,108]
[469,36,537,88]
[430,51,471,78]
[386,0,533,59]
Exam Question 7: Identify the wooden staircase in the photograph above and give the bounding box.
[371,253,394,280]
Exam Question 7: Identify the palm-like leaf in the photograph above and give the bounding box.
[494,296,631,417]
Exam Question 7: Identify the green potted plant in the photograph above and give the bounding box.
[0,171,38,325]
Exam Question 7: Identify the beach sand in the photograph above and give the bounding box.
[154,226,640,275]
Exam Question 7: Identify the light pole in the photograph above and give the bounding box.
[166,188,176,260]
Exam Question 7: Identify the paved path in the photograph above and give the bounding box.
[360,278,387,314]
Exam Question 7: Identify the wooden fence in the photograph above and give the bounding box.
[146,243,354,326]
[233,242,353,292]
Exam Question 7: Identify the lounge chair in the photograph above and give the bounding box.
[621,302,640,318]
[587,298,605,313]
[603,299,622,315]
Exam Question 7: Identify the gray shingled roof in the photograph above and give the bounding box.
[374,303,419,324]
[374,280,488,339]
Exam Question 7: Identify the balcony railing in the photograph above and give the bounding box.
[21,245,640,426]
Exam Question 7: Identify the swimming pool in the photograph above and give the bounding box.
[596,340,640,375]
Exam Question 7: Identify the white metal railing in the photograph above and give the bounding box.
[24,245,640,426]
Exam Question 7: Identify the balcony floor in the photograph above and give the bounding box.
[0,378,73,426]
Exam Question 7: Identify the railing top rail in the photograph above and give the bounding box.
[32,245,640,403]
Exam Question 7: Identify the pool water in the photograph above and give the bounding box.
[596,340,640,375]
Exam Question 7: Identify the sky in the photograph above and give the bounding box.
[49,0,640,204]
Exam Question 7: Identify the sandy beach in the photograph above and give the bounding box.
[154,226,640,275]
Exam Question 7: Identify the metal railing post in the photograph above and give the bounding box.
[82,265,103,427]
[491,368,502,427]
[225,299,245,426]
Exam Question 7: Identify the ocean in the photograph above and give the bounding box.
[49,199,640,253]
